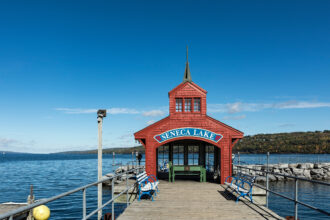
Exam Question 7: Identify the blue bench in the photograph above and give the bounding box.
[136,171,159,201]
[225,173,255,203]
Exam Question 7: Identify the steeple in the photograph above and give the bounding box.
[183,46,192,82]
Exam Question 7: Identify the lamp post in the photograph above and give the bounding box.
[97,109,106,220]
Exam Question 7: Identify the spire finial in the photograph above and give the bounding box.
[183,45,192,83]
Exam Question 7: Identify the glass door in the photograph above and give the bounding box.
[172,144,184,165]
[188,145,199,165]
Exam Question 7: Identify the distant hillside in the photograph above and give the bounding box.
[234,130,330,154]
[55,146,145,155]
[56,130,330,154]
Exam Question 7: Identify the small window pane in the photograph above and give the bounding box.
[176,98,183,112]
[185,98,192,112]
[194,98,201,112]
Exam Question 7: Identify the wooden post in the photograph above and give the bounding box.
[27,185,34,220]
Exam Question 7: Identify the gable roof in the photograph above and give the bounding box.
[168,81,207,97]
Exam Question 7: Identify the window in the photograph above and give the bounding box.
[188,145,199,165]
[176,98,183,112]
[158,145,169,173]
[205,145,214,172]
[173,145,184,165]
[185,98,192,112]
[194,98,201,112]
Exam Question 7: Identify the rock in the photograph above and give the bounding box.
[311,174,323,180]
[268,174,277,181]
[115,166,128,173]
[277,175,285,181]
[323,166,330,171]
[289,164,298,168]
[297,163,307,169]
[310,169,323,175]
[253,165,262,170]
[105,173,115,177]
[255,176,266,182]
[284,168,293,176]
[278,163,289,169]
[291,168,304,176]
[303,170,311,179]
[313,163,321,169]
[273,168,280,173]
[324,172,330,180]
[261,164,274,171]
[305,163,314,169]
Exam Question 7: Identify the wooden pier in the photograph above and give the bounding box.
[117,180,284,220]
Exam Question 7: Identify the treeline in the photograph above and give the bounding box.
[56,146,144,155]
[233,130,330,154]
[57,130,330,154]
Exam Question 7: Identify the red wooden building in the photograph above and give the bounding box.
[134,55,243,184]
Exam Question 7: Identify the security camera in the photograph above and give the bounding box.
[97,109,107,118]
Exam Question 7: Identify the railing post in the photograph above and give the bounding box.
[135,152,138,171]
[126,166,129,207]
[112,179,115,220]
[266,152,269,208]
[82,188,86,219]
[295,179,298,220]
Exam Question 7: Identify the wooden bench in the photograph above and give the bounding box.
[168,162,206,182]
[136,171,159,201]
[224,173,255,203]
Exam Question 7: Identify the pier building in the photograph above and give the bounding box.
[134,53,243,184]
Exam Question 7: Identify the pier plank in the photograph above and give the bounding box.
[117,180,283,220]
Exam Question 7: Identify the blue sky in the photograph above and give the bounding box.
[0,1,329,153]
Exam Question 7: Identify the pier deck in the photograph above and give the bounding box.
[117,180,283,220]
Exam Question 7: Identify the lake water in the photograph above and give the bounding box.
[0,153,329,219]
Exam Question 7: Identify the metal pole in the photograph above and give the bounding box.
[132,152,134,167]
[238,152,240,165]
[112,179,115,220]
[266,152,269,208]
[83,188,86,219]
[135,151,138,172]
[238,152,240,173]
[126,165,129,207]
[97,110,106,220]
[97,116,103,220]
[295,179,298,220]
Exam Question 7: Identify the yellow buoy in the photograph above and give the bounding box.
[33,205,50,220]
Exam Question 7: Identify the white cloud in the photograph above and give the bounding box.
[55,107,139,115]
[0,138,36,152]
[146,120,156,125]
[142,110,165,117]
[107,108,139,114]
[55,108,97,114]
[223,115,246,120]
[209,101,330,114]
[56,107,165,117]
[273,101,330,109]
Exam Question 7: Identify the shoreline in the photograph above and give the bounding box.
[234,162,330,182]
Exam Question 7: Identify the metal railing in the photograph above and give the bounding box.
[0,163,144,220]
[234,164,330,220]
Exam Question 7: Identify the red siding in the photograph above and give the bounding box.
[134,81,243,184]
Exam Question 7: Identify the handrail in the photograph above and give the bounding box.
[234,164,330,219]
[0,164,144,220]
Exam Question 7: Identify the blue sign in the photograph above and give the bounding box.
[154,128,223,144]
